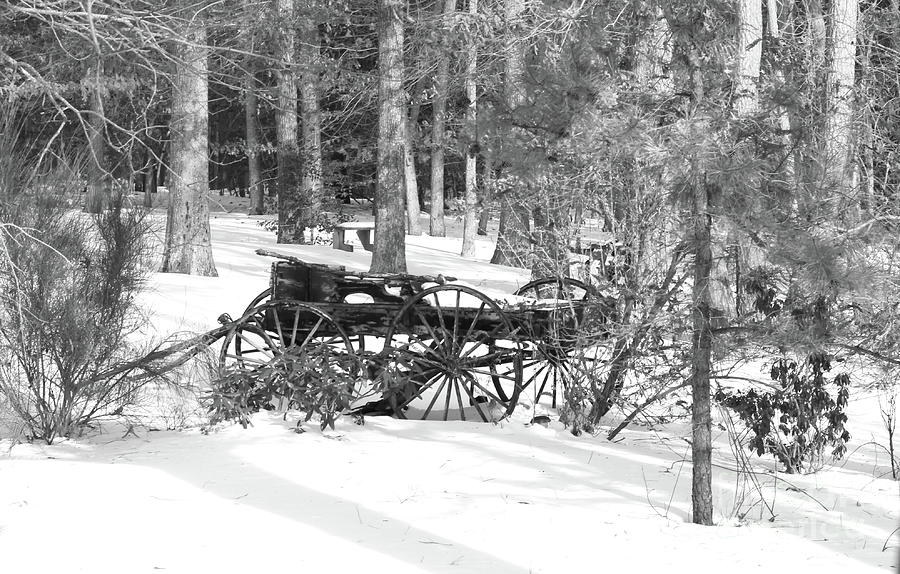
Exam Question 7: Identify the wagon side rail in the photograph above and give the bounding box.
[255,248,456,289]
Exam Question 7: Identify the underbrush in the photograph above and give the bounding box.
[0,114,156,443]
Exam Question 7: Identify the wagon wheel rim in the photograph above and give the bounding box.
[514,277,595,302]
[382,284,523,422]
[219,301,360,404]
[509,277,597,409]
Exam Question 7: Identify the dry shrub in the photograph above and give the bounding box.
[0,113,154,443]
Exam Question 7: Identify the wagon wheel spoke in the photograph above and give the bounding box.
[289,308,302,347]
[462,301,487,344]
[461,372,491,422]
[463,371,510,413]
[248,313,281,352]
[452,375,467,421]
[411,307,445,352]
[429,293,449,351]
[235,329,277,358]
[420,374,448,420]
[271,307,288,347]
[451,289,461,355]
[393,367,441,412]
[222,353,271,366]
[457,321,514,361]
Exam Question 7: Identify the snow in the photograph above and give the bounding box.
[0,205,897,573]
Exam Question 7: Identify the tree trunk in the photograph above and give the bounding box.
[429,0,455,237]
[299,13,323,236]
[633,5,672,94]
[370,0,408,274]
[244,0,264,215]
[691,174,714,526]
[162,21,217,277]
[734,0,762,116]
[824,0,858,198]
[489,0,531,267]
[477,149,493,235]
[460,0,479,258]
[490,197,530,267]
[144,153,156,208]
[84,60,106,214]
[245,73,263,215]
[766,0,795,190]
[275,0,302,244]
[404,95,422,235]
[688,33,713,526]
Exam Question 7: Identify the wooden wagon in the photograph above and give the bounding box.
[216,249,608,422]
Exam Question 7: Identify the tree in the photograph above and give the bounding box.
[84,58,108,214]
[404,90,423,236]
[370,0,408,274]
[429,0,456,237]
[460,0,479,258]
[275,0,303,244]
[734,0,762,116]
[299,5,324,232]
[489,0,531,268]
[824,0,858,199]
[161,14,217,276]
[244,0,264,215]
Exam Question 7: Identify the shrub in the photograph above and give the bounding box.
[0,120,153,443]
[208,343,361,431]
[715,352,851,474]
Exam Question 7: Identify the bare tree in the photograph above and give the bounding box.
[299,7,323,234]
[370,0,408,274]
[489,0,531,268]
[734,0,762,116]
[244,0,264,215]
[824,0,858,198]
[460,0,479,258]
[275,0,303,243]
[404,93,423,236]
[429,0,456,237]
[161,15,217,276]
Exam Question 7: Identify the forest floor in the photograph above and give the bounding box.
[0,194,897,573]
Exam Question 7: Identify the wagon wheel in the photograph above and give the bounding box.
[381,284,523,422]
[219,301,360,410]
[502,277,595,409]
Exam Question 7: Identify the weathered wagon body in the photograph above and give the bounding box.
[217,249,604,422]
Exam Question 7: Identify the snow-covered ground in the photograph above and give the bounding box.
[0,203,897,573]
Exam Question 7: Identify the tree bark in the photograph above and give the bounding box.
[244,0,264,215]
[299,12,323,235]
[429,0,455,237]
[245,73,263,215]
[144,152,156,208]
[489,0,531,267]
[688,30,713,526]
[633,5,672,94]
[824,0,858,197]
[275,0,302,244]
[691,173,714,526]
[477,149,493,235]
[161,20,217,277]
[734,0,762,116]
[370,0,408,274]
[766,0,795,188]
[404,95,422,235]
[460,0,479,258]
